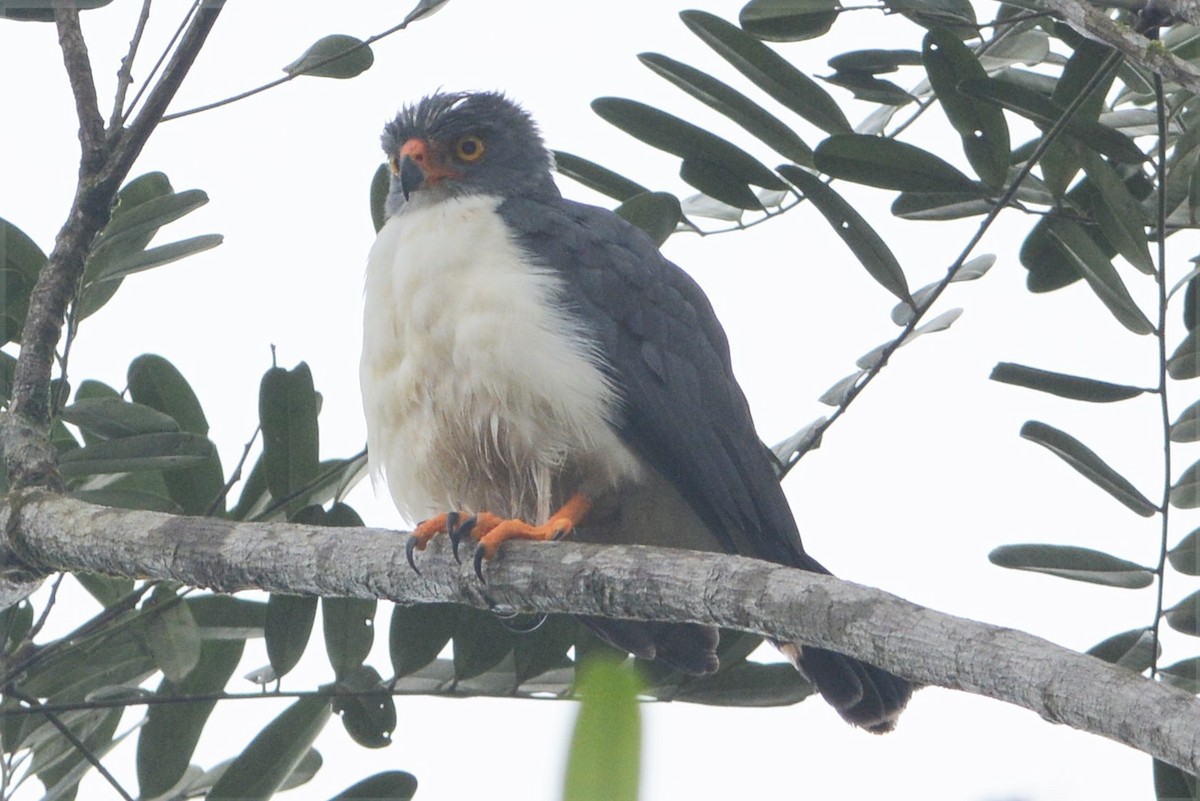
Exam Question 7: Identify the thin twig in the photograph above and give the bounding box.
[24,573,64,643]
[121,0,196,125]
[8,690,134,801]
[109,0,153,129]
[205,424,261,516]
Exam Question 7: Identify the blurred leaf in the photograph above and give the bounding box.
[890,0,977,34]
[1086,628,1157,671]
[681,10,851,134]
[32,707,122,799]
[828,48,922,72]
[57,431,215,476]
[142,586,202,683]
[818,370,864,406]
[90,234,222,284]
[323,596,377,681]
[1159,657,1200,694]
[370,163,390,233]
[680,158,763,209]
[329,771,418,801]
[1169,527,1200,575]
[1171,460,1200,509]
[740,0,840,41]
[1166,590,1200,636]
[188,594,267,639]
[616,192,682,246]
[1078,149,1153,274]
[59,397,180,439]
[284,34,374,79]
[958,77,1145,163]
[988,544,1153,588]
[989,363,1146,402]
[1169,330,1200,380]
[639,52,814,165]
[1019,421,1157,516]
[260,363,320,512]
[266,592,318,680]
[453,608,518,682]
[1046,218,1154,335]
[553,151,650,202]
[891,254,993,324]
[0,217,46,346]
[891,191,991,220]
[330,665,395,748]
[771,416,826,476]
[73,573,135,609]
[207,696,331,801]
[779,165,910,303]
[1172,400,1200,442]
[137,639,244,799]
[592,97,786,190]
[0,0,112,20]
[922,29,1010,187]
[513,615,578,684]
[390,603,459,678]
[88,188,209,271]
[563,659,641,801]
[814,134,983,194]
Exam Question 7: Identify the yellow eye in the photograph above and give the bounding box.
[455,135,485,162]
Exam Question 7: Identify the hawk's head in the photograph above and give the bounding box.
[381,92,558,215]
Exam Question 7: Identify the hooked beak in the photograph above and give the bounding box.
[395,138,459,200]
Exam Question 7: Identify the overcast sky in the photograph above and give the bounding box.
[0,2,1179,799]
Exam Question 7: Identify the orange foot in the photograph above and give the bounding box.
[404,495,592,580]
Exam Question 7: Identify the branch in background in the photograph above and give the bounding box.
[1,490,1197,775]
[3,4,223,492]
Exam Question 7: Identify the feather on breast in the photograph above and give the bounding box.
[360,195,641,524]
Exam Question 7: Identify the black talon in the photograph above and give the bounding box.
[473,544,488,583]
[448,513,477,562]
[405,536,421,574]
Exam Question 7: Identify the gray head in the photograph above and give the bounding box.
[381,92,559,215]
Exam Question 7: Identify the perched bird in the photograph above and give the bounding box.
[360,91,912,732]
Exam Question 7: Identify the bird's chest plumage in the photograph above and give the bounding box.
[360,195,639,524]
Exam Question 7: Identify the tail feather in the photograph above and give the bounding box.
[786,644,912,733]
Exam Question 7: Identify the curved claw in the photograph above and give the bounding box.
[473,544,488,583]
[405,536,421,574]
[448,513,477,562]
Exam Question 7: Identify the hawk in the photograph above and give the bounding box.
[360,91,912,732]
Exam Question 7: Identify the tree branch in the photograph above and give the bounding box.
[3,3,223,492]
[1,490,1198,774]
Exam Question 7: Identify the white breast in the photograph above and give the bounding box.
[360,194,641,525]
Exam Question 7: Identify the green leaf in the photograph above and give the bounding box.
[1078,149,1154,274]
[370,163,390,233]
[1159,657,1200,694]
[638,53,814,165]
[891,254,993,324]
[1166,590,1200,636]
[552,151,650,203]
[142,586,202,683]
[128,353,224,514]
[822,71,915,106]
[57,431,216,476]
[32,708,122,799]
[452,608,517,682]
[988,544,1153,588]
[739,0,840,41]
[778,165,910,303]
[592,97,786,189]
[1086,628,1157,671]
[0,217,46,346]
[73,573,134,609]
[329,665,395,748]
[137,639,245,799]
[89,189,209,266]
[1155,758,1200,801]
[1172,400,1200,442]
[889,0,977,34]
[59,397,181,439]
[615,192,682,247]
[329,771,418,801]
[284,34,374,79]
[680,10,852,134]
[0,0,112,20]
[1171,460,1200,509]
[1169,527,1200,575]
[680,158,763,209]
[1046,218,1154,335]
[259,363,320,511]
[1169,330,1200,380]
[922,29,1010,187]
[828,48,923,72]
[89,233,222,284]
[989,362,1146,402]
[1019,420,1157,516]
[676,661,814,705]
[207,696,331,801]
[891,191,992,220]
[188,594,267,639]
[513,614,577,684]
[265,593,318,680]
[957,77,1145,164]
[323,597,377,680]
[390,603,460,678]
[814,133,984,194]
[563,659,641,801]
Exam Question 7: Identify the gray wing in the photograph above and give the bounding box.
[498,196,822,573]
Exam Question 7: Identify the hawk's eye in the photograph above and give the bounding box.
[454,135,485,162]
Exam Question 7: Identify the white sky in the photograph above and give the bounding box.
[0,1,1185,799]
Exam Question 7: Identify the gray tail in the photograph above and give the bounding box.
[785,643,913,733]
